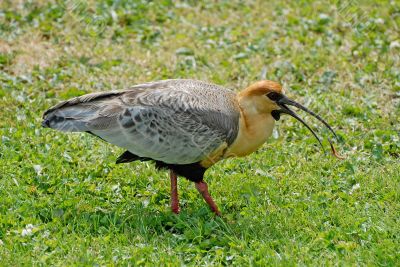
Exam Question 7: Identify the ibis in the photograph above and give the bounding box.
[42,79,340,215]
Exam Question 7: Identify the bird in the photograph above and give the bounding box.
[42,79,340,216]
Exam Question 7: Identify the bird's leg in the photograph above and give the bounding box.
[170,170,180,214]
[195,181,221,216]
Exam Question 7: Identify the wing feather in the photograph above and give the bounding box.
[91,106,226,164]
[43,79,240,164]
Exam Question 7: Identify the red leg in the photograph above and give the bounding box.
[170,170,180,214]
[195,181,221,216]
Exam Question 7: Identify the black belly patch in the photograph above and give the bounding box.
[116,150,206,182]
[116,150,151,163]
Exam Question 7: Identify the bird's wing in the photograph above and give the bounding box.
[93,105,229,164]
[43,79,240,164]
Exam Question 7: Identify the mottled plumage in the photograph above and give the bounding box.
[43,79,240,167]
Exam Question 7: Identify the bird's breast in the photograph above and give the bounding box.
[223,113,275,158]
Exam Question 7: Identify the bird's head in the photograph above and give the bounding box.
[238,80,285,113]
[238,80,340,155]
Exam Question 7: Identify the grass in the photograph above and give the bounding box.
[0,0,399,265]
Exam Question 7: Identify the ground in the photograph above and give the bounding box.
[0,0,399,266]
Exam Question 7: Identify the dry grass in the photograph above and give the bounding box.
[0,31,60,75]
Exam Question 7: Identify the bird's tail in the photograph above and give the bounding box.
[42,91,122,132]
[42,106,92,132]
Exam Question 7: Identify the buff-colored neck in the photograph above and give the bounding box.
[223,94,275,158]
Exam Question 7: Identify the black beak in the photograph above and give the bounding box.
[267,92,340,155]
[277,102,325,151]
[277,95,338,139]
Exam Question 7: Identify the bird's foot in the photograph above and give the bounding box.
[195,181,221,216]
[171,203,180,214]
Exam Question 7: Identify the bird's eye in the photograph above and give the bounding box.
[266,92,281,101]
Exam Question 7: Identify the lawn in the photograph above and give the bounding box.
[0,0,399,265]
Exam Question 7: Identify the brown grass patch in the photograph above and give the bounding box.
[0,32,60,75]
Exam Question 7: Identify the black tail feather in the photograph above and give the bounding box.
[116,150,206,182]
[116,150,151,164]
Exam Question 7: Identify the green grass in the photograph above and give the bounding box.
[0,0,399,265]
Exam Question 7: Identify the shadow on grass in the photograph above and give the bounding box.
[49,203,238,246]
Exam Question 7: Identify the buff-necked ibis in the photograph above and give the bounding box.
[42,79,340,215]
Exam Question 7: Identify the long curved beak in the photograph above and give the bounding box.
[277,95,338,139]
[271,93,340,156]
[277,102,325,151]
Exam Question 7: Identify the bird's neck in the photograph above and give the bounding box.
[224,96,275,158]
